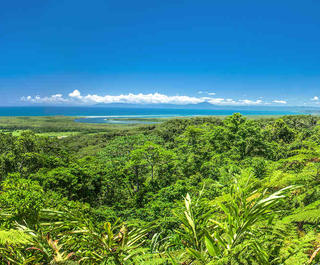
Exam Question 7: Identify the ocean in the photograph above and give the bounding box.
[0,106,302,124]
[0,106,300,117]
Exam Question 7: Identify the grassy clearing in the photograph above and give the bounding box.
[0,129,81,138]
[0,116,155,133]
[37,131,81,137]
[0,114,303,137]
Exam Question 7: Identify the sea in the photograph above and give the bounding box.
[0,106,304,124]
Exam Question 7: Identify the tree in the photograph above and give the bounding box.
[129,142,176,185]
[267,119,295,143]
[0,175,45,226]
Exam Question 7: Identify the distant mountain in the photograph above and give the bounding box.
[93,102,216,109]
[93,102,253,110]
[93,102,315,112]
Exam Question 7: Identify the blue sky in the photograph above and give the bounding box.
[1,0,320,106]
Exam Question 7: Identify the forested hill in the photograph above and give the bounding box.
[1,114,320,264]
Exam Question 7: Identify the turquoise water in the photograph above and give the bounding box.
[75,117,162,124]
[0,106,301,124]
[0,106,300,116]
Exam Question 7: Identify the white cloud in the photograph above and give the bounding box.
[207,98,227,104]
[207,98,263,105]
[239,99,263,105]
[69,89,82,99]
[23,91,205,105]
[311,96,319,101]
[272,100,287,104]
[21,94,69,103]
[207,98,237,104]
[21,90,269,106]
[82,92,204,105]
[197,91,216,96]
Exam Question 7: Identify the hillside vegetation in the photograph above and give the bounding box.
[1,114,320,264]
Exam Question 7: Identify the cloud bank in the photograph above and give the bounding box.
[21,90,288,106]
[67,90,204,105]
[272,100,287,104]
[21,94,69,103]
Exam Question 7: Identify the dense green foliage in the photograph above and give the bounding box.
[1,114,320,264]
